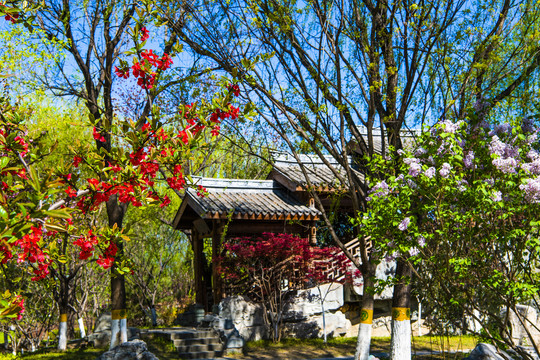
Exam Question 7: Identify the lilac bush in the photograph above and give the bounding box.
[356,114,540,358]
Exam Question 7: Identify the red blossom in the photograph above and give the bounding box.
[14,136,28,156]
[229,105,240,120]
[73,156,83,167]
[137,73,156,89]
[211,126,221,137]
[160,195,171,208]
[157,128,168,141]
[157,53,173,70]
[228,84,240,97]
[0,244,12,264]
[73,232,98,260]
[114,66,129,79]
[196,185,207,198]
[97,256,114,269]
[92,127,106,142]
[132,62,145,78]
[177,130,189,144]
[141,49,160,66]
[4,13,18,24]
[15,297,24,320]
[140,26,149,42]
[167,175,185,190]
[65,186,77,198]
[129,148,147,166]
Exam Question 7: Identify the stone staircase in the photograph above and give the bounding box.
[141,327,224,359]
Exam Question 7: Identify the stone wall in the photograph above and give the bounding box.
[211,283,395,342]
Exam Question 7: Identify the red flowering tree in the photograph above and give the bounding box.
[0,1,247,350]
[219,233,358,342]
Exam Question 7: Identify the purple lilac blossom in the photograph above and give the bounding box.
[484,178,495,186]
[464,151,475,169]
[474,98,486,111]
[522,158,540,175]
[522,117,537,134]
[398,217,411,231]
[457,179,468,192]
[415,147,428,156]
[519,178,540,203]
[491,191,502,202]
[489,136,520,173]
[440,120,463,134]
[439,163,452,178]
[489,123,512,137]
[368,180,391,199]
[527,150,539,160]
[418,236,426,247]
[489,136,506,157]
[409,247,420,257]
[409,162,422,177]
[385,251,398,262]
[424,167,436,179]
[493,157,518,174]
[407,179,418,189]
[437,143,446,155]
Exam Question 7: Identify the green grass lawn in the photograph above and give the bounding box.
[0,348,104,360]
[0,335,477,360]
[241,335,477,359]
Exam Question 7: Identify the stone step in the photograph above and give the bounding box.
[176,343,223,353]
[170,330,217,340]
[174,337,221,346]
[178,350,223,359]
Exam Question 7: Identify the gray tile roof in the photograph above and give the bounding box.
[270,128,421,191]
[270,152,364,190]
[183,177,321,220]
[354,126,420,155]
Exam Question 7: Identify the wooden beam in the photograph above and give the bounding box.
[192,229,207,309]
[212,221,224,306]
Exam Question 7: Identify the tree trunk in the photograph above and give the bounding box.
[390,259,412,360]
[320,287,327,344]
[150,307,157,327]
[57,312,68,351]
[355,276,375,360]
[107,196,127,349]
[57,275,70,351]
[110,271,127,348]
[78,318,86,338]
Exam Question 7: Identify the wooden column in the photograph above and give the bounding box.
[212,222,224,307]
[192,228,207,307]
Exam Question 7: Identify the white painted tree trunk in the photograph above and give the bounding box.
[78,318,86,338]
[417,302,422,337]
[318,286,327,343]
[57,319,67,351]
[120,318,128,343]
[110,319,120,349]
[355,322,373,360]
[390,319,411,360]
[110,315,128,349]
